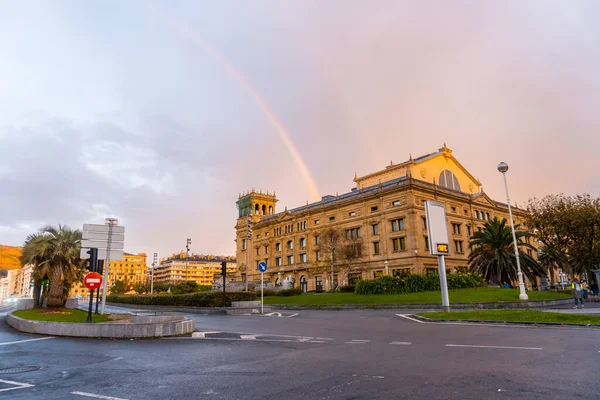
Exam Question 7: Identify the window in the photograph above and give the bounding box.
[392,237,406,251]
[256,260,261,269]
[314,219,320,225]
[486,212,490,221]
[275,242,281,252]
[242,239,247,250]
[299,237,306,247]
[425,236,429,250]
[464,209,468,215]
[392,200,401,207]
[393,269,410,277]
[452,223,461,235]
[275,257,282,266]
[527,249,533,257]
[329,216,335,222]
[467,225,472,236]
[315,235,320,245]
[373,241,380,255]
[475,210,480,219]
[391,218,404,232]
[256,247,260,256]
[372,224,379,235]
[299,253,307,263]
[315,250,321,261]
[274,227,282,236]
[454,240,464,253]
[256,233,260,239]
[477,227,483,232]
[264,245,269,254]
[371,205,378,212]
[287,255,294,265]
[451,206,457,213]
[349,211,356,217]
[348,273,362,285]
[422,217,427,230]
[438,169,461,191]
[287,240,293,249]
[373,270,384,279]
[346,227,361,239]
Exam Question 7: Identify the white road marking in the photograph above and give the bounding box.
[264,312,282,317]
[307,340,326,343]
[445,344,542,351]
[0,337,55,346]
[396,314,425,323]
[390,341,412,345]
[191,331,221,339]
[111,357,124,362]
[0,379,34,393]
[240,335,257,340]
[316,337,334,340]
[288,313,299,318]
[346,339,370,344]
[71,391,129,400]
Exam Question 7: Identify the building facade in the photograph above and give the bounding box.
[69,252,148,297]
[235,145,533,292]
[152,253,237,285]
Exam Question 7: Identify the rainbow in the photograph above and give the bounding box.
[148,3,321,201]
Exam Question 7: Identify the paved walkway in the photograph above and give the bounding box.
[543,300,600,314]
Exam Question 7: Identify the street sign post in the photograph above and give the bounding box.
[258,261,268,314]
[84,272,103,323]
[425,200,451,312]
[82,220,124,314]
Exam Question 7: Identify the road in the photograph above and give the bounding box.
[1,303,599,399]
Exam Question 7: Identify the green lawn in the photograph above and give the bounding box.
[417,310,600,325]
[13,308,111,323]
[263,287,570,306]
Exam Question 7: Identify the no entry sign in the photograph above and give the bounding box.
[84,272,103,290]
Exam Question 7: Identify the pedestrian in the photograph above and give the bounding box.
[582,280,590,300]
[572,279,584,309]
[591,281,599,302]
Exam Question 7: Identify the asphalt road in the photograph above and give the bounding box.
[1,303,599,399]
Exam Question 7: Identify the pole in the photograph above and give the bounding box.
[502,173,528,300]
[261,272,264,314]
[222,270,226,308]
[438,256,450,312]
[87,289,94,323]
[95,261,103,314]
[151,266,154,295]
[245,240,249,292]
[100,219,115,314]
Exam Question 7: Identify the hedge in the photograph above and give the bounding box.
[355,273,485,295]
[106,291,256,307]
[256,288,303,297]
[339,285,356,293]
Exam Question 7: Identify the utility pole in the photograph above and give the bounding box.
[151,253,157,294]
[100,218,118,314]
[246,216,253,291]
[185,238,191,283]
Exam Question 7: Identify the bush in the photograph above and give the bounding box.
[257,289,277,297]
[279,288,302,297]
[106,291,256,307]
[355,273,485,295]
[339,285,356,293]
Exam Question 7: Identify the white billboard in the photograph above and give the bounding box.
[425,201,451,256]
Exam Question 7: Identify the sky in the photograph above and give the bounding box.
[1,1,599,261]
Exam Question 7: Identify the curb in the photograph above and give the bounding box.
[410,314,600,329]
[269,298,573,311]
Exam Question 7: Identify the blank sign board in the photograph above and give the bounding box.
[425,201,450,256]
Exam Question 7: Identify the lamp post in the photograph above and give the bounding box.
[384,260,389,276]
[497,162,528,300]
[151,253,157,295]
[185,238,191,283]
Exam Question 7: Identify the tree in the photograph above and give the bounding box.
[468,217,545,286]
[110,280,128,295]
[20,225,83,307]
[133,283,148,294]
[526,194,600,279]
[316,227,366,290]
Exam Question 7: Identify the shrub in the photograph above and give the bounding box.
[355,273,484,295]
[106,291,256,307]
[279,288,303,297]
[339,285,355,293]
[257,289,277,297]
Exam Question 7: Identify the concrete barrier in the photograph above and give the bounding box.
[231,301,262,308]
[16,299,34,310]
[6,312,195,338]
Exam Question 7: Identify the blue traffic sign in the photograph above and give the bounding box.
[258,261,268,273]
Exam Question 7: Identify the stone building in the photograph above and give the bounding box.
[152,253,237,286]
[235,145,533,292]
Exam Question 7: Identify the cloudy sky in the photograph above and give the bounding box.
[1,1,599,260]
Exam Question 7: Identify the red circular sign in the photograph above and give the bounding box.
[84,272,103,290]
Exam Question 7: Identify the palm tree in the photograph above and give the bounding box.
[538,243,568,287]
[20,225,83,307]
[468,217,545,286]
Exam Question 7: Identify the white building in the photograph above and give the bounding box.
[0,277,9,301]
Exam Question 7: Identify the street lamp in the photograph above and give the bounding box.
[497,162,528,300]
[186,238,191,283]
[384,260,389,276]
[151,253,157,295]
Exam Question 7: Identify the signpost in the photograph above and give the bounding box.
[84,271,103,323]
[258,261,267,314]
[81,220,124,314]
[424,201,451,312]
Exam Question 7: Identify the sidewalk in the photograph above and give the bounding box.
[542,300,600,314]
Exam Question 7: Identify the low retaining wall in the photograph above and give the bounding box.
[6,313,195,338]
[271,298,573,311]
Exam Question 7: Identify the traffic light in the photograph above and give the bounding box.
[85,248,98,272]
[221,261,227,277]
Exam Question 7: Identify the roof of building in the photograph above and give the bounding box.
[162,254,237,263]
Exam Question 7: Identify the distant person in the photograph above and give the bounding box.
[572,279,584,309]
[503,282,510,289]
[582,280,590,300]
[591,282,599,302]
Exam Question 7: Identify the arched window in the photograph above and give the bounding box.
[262,205,266,215]
[255,204,259,215]
[438,170,461,191]
[269,206,273,215]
